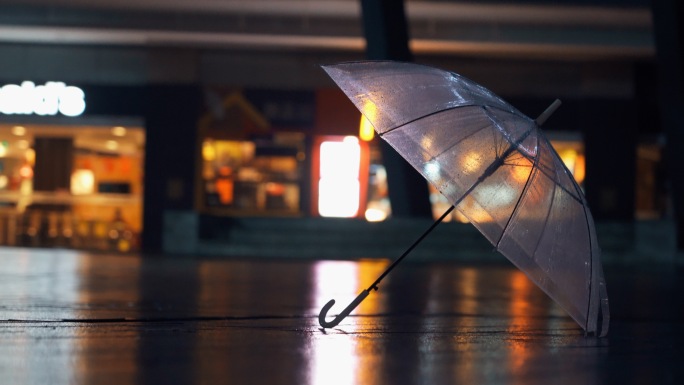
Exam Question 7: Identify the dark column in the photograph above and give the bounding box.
[651,0,684,251]
[141,85,202,253]
[582,99,637,222]
[360,0,432,218]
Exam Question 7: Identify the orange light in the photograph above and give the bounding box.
[19,164,33,179]
[359,100,378,141]
[574,154,585,185]
[510,159,533,183]
[359,115,375,141]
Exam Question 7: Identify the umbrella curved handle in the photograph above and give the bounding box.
[318,289,371,328]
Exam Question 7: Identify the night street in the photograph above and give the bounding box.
[0,248,681,385]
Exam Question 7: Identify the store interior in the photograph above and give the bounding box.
[0,123,145,252]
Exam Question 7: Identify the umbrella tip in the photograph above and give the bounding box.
[535,99,562,126]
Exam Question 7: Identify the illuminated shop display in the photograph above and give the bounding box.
[201,137,304,215]
[199,89,312,216]
[426,134,588,224]
[0,124,144,252]
[318,137,361,218]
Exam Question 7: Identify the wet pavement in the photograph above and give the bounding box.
[0,247,682,385]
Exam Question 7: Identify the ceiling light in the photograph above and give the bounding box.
[105,140,118,151]
[112,126,126,137]
[11,126,26,136]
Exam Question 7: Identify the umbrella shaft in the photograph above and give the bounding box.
[367,129,534,291]
[367,205,456,291]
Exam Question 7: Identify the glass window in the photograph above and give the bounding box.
[0,124,145,252]
[201,133,305,215]
[636,142,666,220]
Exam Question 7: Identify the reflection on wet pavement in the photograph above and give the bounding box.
[0,248,682,384]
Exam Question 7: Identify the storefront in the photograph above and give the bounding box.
[0,80,147,252]
[196,89,646,225]
[0,80,668,255]
[197,88,314,217]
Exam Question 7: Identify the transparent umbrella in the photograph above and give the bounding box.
[318,61,609,337]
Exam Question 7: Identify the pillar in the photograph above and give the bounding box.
[360,0,432,218]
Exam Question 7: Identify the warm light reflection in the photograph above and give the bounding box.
[420,135,434,151]
[310,260,388,385]
[557,149,586,185]
[312,259,388,317]
[454,267,479,317]
[507,270,534,375]
[356,259,389,315]
[509,162,533,183]
[461,151,483,174]
[455,195,495,224]
[451,267,480,384]
[550,140,585,185]
[509,271,534,319]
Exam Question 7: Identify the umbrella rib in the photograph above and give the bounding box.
[377,103,497,137]
[583,202,594,333]
[531,137,577,262]
[366,129,534,292]
[495,136,542,249]
[530,168,560,263]
[425,120,493,164]
[565,157,596,333]
[536,135,585,203]
[530,163,583,204]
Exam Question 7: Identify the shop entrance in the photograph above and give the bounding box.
[0,122,145,252]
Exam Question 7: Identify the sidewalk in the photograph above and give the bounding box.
[0,247,681,384]
[168,213,682,263]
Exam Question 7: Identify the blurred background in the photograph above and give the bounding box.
[0,0,680,261]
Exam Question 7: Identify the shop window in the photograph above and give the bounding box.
[0,124,145,253]
[318,137,361,218]
[636,142,667,220]
[201,133,304,215]
[364,133,588,223]
[365,145,391,222]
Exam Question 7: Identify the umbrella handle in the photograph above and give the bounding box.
[318,289,371,328]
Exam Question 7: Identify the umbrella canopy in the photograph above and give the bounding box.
[323,61,609,337]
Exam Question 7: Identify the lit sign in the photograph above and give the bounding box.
[318,137,361,218]
[0,81,86,117]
